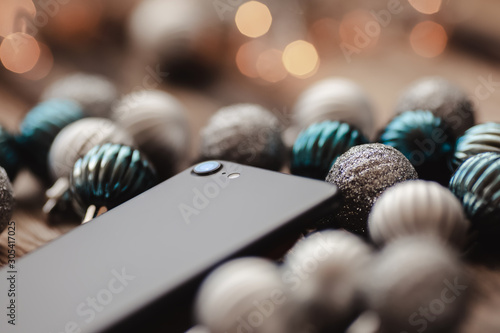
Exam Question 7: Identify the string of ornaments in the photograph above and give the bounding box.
[0,73,499,333]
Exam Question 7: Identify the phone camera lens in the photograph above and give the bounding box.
[193,161,222,175]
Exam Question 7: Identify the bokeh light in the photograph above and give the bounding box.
[236,40,266,78]
[282,40,319,78]
[235,1,272,38]
[0,0,36,37]
[410,21,448,58]
[256,49,287,83]
[43,0,103,45]
[21,43,54,80]
[339,10,381,51]
[0,32,40,73]
[409,0,442,14]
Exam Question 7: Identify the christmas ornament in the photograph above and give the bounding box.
[368,180,469,248]
[70,143,157,222]
[286,78,374,146]
[451,122,500,170]
[395,77,475,137]
[362,236,468,333]
[111,89,190,180]
[200,104,285,171]
[449,152,500,231]
[0,167,14,235]
[44,118,135,213]
[16,99,85,180]
[325,143,418,235]
[379,110,455,185]
[283,230,372,330]
[291,120,368,179]
[42,73,118,117]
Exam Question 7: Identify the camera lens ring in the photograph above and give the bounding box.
[193,161,223,176]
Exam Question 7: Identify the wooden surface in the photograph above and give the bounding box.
[1,24,500,332]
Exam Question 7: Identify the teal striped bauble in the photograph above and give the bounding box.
[449,152,500,230]
[71,143,158,217]
[16,99,85,180]
[0,125,21,180]
[380,110,455,185]
[451,123,500,170]
[291,121,368,180]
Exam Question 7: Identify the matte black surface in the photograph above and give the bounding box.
[0,162,338,333]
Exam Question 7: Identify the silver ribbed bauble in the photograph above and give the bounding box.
[195,258,296,333]
[286,78,374,146]
[112,89,190,180]
[368,180,470,249]
[282,230,372,330]
[41,73,118,117]
[362,236,469,333]
[48,118,135,181]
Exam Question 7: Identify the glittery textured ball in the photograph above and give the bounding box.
[200,104,285,171]
[287,78,374,146]
[0,167,14,235]
[379,110,455,185]
[0,125,21,180]
[325,143,418,235]
[449,152,500,230]
[17,99,85,180]
[49,118,135,181]
[111,90,190,180]
[42,73,118,117]
[368,180,470,248]
[70,143,157,216]
[291,121,369,180]
[196,258,294,333]
[395,77,475,137]
[451,122,500,170]
[283,230,372,330]
[362,236,468,333]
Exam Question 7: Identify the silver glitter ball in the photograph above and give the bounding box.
[368,180,470,249]
[362,236,469,333]
[0,167,14,234]
[325,143,418,235]
[395,77,475,137]
[200,104,286,171]
[42,73,118,117]
[286,78,375,146]
[112,89,190,180]
[48,118,135,181]
[282,230,372,330]
[195,258,296,333]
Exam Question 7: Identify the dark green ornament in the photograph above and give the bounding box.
[0,125,21,180]
[16,99,85,180]
[291,121,368,179]
[71,143,158,221]
[449,152,500,231]
[380,110,455,185]
[451,123,500,170]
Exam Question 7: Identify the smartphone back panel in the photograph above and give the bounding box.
[0,162,338,333]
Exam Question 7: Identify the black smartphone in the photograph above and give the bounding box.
[0,161,339,333]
